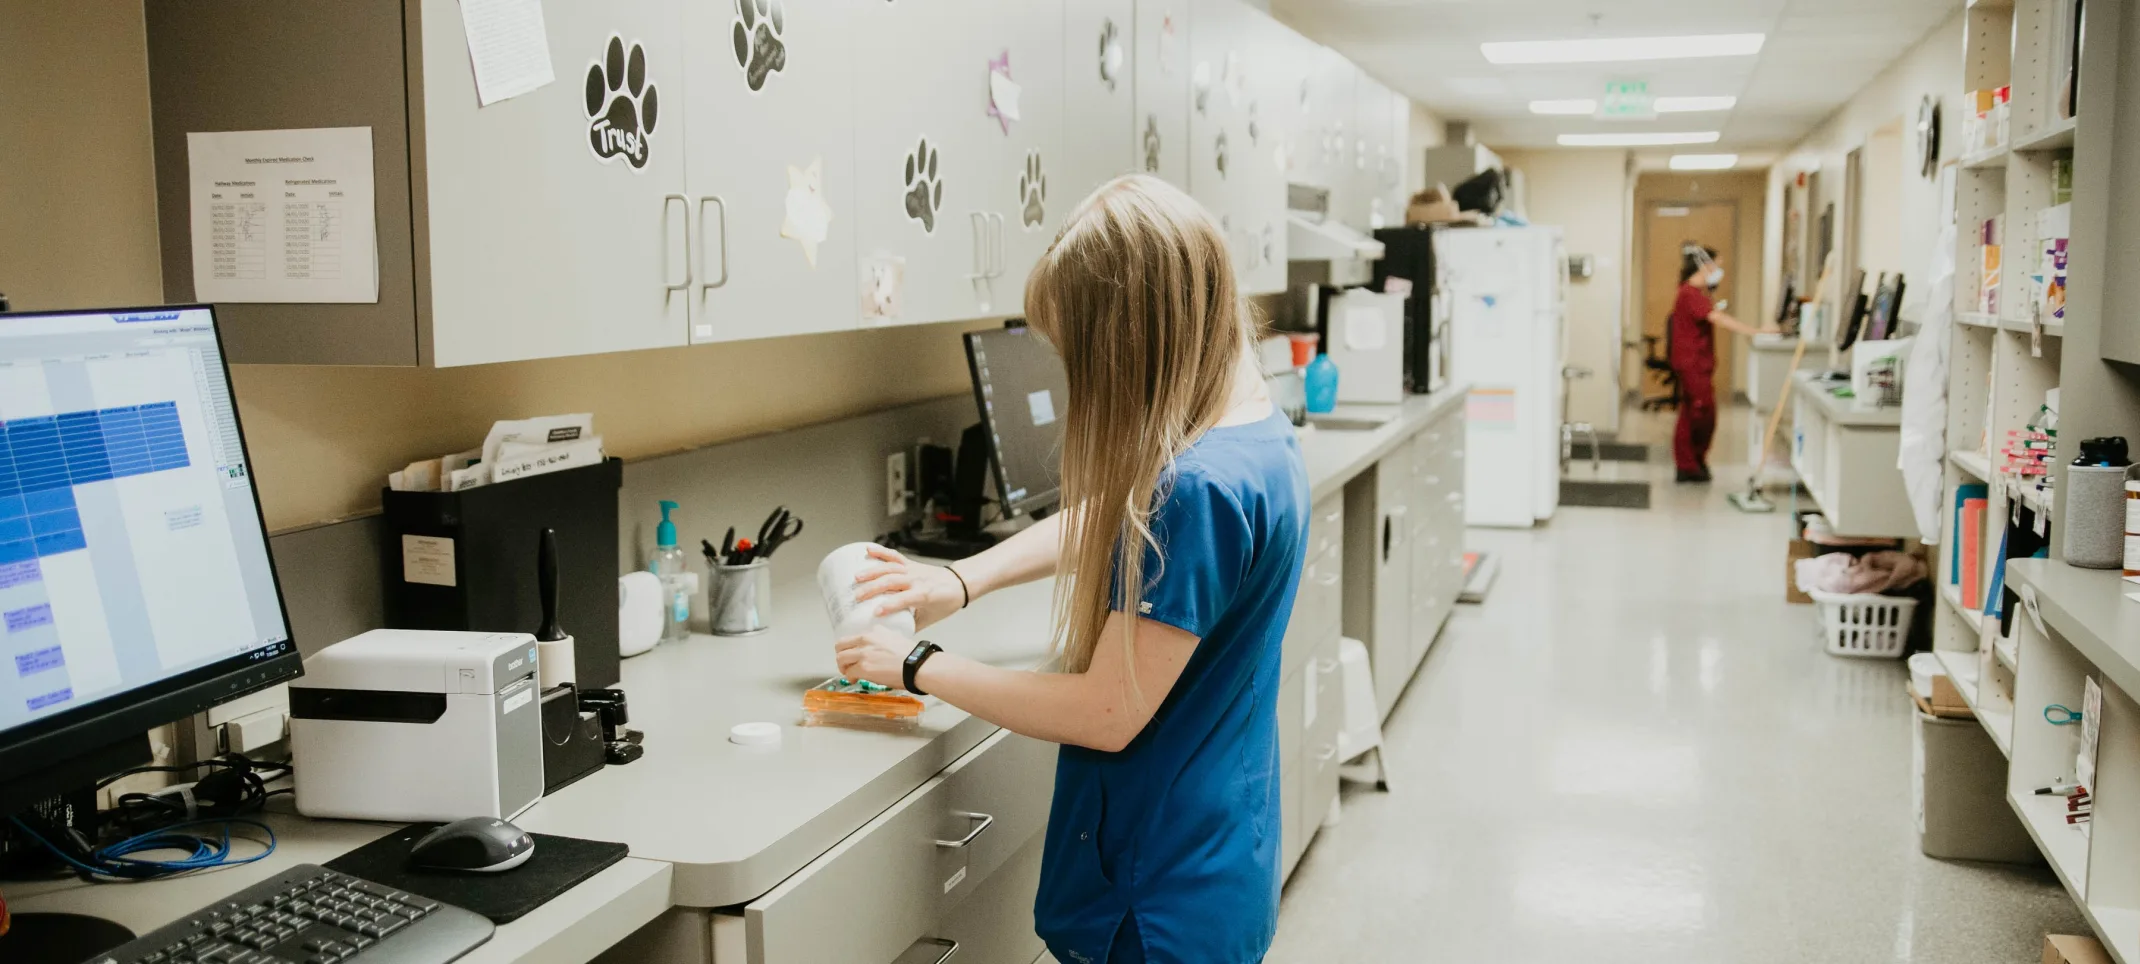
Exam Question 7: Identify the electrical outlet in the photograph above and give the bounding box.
[886,451,910,516]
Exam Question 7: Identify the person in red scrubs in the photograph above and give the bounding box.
[1668,246,1772,482]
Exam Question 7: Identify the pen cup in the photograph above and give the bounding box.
[709,560,773,636]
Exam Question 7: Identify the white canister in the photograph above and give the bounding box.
[818,543,918,638]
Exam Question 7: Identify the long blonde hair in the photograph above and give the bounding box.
[1024,174,1255,675]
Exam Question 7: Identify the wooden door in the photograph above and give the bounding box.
[1640,200,1739,397]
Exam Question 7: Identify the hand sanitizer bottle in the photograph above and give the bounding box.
[650,500,692,644]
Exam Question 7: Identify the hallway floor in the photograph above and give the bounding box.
[1265,408,2089,963]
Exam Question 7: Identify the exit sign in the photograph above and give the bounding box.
[1599,80,1656,120]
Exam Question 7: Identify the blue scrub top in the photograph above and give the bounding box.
[1035,407,1308,964]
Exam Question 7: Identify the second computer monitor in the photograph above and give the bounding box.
[965,325,1067,520]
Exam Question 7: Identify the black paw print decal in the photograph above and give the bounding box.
[1019,151,1047,228]
[1098,19,1124,91]
[1215,131,1228,179]
[1143,114,1162,173]
[904,137,944,233]
[732,0,787,92]
[586,37,659,169]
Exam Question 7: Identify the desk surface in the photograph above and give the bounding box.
[1792,370,1902,427]
[6,384,1467,946]
[7,813,674,964]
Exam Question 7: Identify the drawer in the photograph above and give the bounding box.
[745,730,1053,964]
[935,833,1047,964]
[1279,756,1306,880]
[1307,495,1344,562]
[1278,665,1305,769]
[1283,550,1342,678]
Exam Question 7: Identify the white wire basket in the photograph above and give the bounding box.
[1809,590,1919,658]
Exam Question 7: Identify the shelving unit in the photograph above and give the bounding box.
[1932,0,2072,789]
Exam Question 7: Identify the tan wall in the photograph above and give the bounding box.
[1632,170,1771,399]
[5,4,984,532]
[1498,149,1632,433]
[1765,11,1962,326]
[0,0,163,311]
[1407,100,1447,195]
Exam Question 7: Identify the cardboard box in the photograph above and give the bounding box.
[2044,935,2112,964]
[1405,185,1461,225]
[1786,539,1817,604]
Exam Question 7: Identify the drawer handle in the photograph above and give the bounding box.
[1315,572,1340,588]
[1317,657,1339,673]
[1314,744,1339,762]
[935,811,995,849]
[892,937,960,964]
[1322,508,1342,524]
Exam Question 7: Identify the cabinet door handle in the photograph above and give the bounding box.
[935,810,995,849]
[697,195,729,291]
[989,212,1008,277]
[661,193,691,291]
[1315,744,1339,762]
[1317,657,1340,674]
[892,937,960,964]
[968,213,989,280]
[1315,572,1340,588]
[1321,508,1343,525]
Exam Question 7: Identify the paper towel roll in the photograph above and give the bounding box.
[819,542,917,638]
[538,634,577,690]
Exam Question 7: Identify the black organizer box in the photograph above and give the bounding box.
[381,458,622,688]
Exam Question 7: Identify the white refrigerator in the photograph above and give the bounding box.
[1436,226,1567,528]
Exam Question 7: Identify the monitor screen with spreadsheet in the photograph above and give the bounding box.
[0,305,297,808]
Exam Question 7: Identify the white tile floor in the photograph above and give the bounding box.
[1265,409,2088,963]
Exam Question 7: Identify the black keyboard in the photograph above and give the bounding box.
[99,864,493,964]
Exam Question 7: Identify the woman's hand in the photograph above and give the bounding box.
[834,625,914,690]
[852,545,966,630]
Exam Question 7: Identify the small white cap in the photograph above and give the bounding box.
[729,721,782,747]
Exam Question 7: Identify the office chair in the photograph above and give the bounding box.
[1639,326,1679,412]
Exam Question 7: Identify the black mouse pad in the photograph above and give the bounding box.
[324,823,628,924]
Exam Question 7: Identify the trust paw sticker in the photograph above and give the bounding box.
[1247,101,1260,146]
[1098,19,1124,91]
[904,137,944,234]
[782,156,832,266]
[1214,131,1228,179]
[732,0,787,92]
[585,36,659,169]
[1143,114,1162,173]
[1019,151,1047,229]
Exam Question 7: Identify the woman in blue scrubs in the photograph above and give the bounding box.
[835,174,1309,964]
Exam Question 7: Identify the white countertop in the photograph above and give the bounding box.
[2005,560,2140,700]
[8,383,1470,943]
[1793,370,1902,427]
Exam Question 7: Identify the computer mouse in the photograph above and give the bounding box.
[408,817,535,873]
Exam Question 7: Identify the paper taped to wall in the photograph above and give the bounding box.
[187,127,380,304]
[458,0,556,106]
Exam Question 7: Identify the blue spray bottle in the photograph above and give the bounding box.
[1304,351,1339,413]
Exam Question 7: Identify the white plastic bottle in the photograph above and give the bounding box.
[650,500,693,644]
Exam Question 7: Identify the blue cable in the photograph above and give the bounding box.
[8,815,276,880]
[2046,703,2085,726]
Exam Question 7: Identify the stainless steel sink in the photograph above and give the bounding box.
[1307,417,1392,432]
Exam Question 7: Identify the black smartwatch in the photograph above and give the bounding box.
[903,640,943,696]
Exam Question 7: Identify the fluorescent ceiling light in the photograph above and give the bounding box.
[1558,131,1721,147]
[1669,153,1739,170]
[1530,99,1598,115]
[1531,96,1737,116]
[1655,96,1737,113]
[1482,33,1765,65]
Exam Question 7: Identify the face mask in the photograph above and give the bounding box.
[1706,268,1725,287]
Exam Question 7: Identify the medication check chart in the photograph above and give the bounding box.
[0,336,262,724]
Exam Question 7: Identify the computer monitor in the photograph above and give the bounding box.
[965,323,1068,520]
[0,306,299,814]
